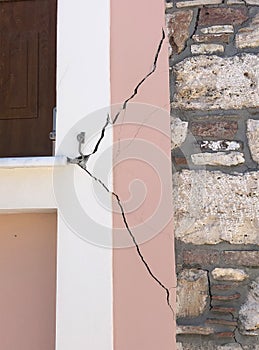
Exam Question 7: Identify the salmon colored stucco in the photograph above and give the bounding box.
[111,1,176,349]
[0,213,57,350]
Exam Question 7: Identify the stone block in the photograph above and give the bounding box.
[176,0,223,7]
[191,152,245,166]
[212,293,241,301]
[191,44,224,54]
[172,54,259,110]
[183,249,220,265]
[176,325,214,335]
[176,269,209,317]
[239,277,259,335]
[191,121,238,138]
[236,13,259,49]
[227,0,245,4]
[245,0,259,4]
[247,119,259,163]
[201,25,234,34]
[212,268,249,281]
[192,34,231,43]
[166,11,193,56]
[171,116,188,149]
[222,251,259,267]
[206,318,238,326]
[173,170,259,245]
[199,7,248,26]
[199,140,241,152]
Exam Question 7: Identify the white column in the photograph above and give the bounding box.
[56,0,112,349]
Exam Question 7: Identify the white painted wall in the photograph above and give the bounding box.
[56,0,113,350]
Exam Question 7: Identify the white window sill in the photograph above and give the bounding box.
[0,156,67,169]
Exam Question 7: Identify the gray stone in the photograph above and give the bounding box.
[212,268,249,281]
[176,269,209,317]
[191,152,245,166]
[173,170,259,245]
[191,44,224,55]
[247,119,259,163]
[172,54,259,110]
[239,277,259,335]
[176,0,222,7]
[236,13,259,49]
[171,116,188,150]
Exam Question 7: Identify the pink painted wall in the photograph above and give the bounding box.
[111,1,176,349]
[0,213,57,350]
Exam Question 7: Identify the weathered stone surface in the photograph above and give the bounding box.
[222,251,259,267]
[201,25,234,34]
[200,140,241,152]
[192,34,231,43]
[199,7,248,26]
[191,152,245,166]
[173,170,259,245]
[212,268,249,281]
[177,269,209,317]
[172,54,259,110]
[171,116,188,149]
[247,119,259,163]
[236,13,259,49]
[176,0,223,7]
[176,325,214,335]
[166,11,193,56]
[183,249,220,265]
[191,121,238,138]
[191,44,224,54]
[239,277,259,335]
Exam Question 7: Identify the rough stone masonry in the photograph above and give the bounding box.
[166,0,259,348]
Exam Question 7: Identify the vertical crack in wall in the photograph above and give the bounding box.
[68,29,175,318]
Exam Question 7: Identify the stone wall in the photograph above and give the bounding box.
[166,0,259,348]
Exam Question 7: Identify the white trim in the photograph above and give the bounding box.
[0,156,67,169]
[55,0,112,349]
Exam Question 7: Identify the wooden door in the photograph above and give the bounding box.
[0,213,57,350]
[0,0,57,157]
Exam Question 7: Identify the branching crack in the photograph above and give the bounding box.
[112,28,166,125]
[71,29,166,165]
[77,160,175,318]
[68,28,175,318]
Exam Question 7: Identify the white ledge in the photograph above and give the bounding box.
[0,156,68,169]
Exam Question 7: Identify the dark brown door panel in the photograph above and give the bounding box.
[0,0,56,157]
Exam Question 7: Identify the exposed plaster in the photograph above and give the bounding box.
[68,29,175,318]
